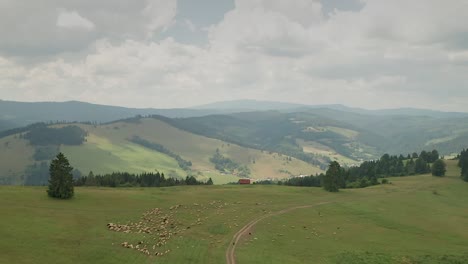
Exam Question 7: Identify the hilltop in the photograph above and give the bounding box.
[0,117,322,185]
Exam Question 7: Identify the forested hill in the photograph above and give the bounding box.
[2,99,468,186]
[0,100,234,131]
[155,109,468,162]
[2,99,468,133]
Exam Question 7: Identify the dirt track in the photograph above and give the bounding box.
[225,201,331,264]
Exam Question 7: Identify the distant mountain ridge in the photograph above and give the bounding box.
[2,99,467,133]
[2,99,468,186]
[0,100,235,131]
[194,99,468,118]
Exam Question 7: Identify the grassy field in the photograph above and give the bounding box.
[0,135,34,184]
[62,119,323,182]
[61,133,185,177]
[0,160,467,264]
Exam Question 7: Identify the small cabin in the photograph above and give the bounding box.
[238,179,251,185]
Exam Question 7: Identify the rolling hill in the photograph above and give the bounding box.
[0,117,323,185]
[2,99,468,186]
[160,109,468,163]
[0,100,240,132]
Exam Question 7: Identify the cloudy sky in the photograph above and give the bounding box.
[1,0,468,111]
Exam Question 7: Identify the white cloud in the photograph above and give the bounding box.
[56,9,95,31]
[184,19,197,33]
[448,50,468,63]
[1,0,468,111]
[142,0,178,37]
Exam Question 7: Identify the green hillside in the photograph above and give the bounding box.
[3,106,468,186]
[0,135,35,184]
[161,110,468,166]
[3,100,468,173]
[0,161,467,264]
[0,118,323,185]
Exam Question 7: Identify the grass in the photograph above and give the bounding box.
[64,119,323,182]
[324,126,359,139]
[0,161,467,264]
[237,160,468,263]
[297,139,359,166]
[61,133,184,177]
[0,118,324,184]
[0,135,34,184]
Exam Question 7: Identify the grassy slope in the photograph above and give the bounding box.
[0,161,467,264]
[61,133,185,177]
[0,135,34,184]
[61,119,322,183]
[297,139,359,166]
[237,160,468,263]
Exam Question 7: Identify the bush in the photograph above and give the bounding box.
[431,159,446,177]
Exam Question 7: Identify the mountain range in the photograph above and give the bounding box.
[1,99,468,185]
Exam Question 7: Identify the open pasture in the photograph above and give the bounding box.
[0,161,467,264]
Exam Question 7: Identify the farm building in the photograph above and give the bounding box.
[238,179,251,184]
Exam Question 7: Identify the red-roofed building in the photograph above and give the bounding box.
[238,179,251,185]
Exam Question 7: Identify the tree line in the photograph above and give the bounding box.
[23,123,87,146]
[129,136,192,171]
[272,149,446,190]
[74,171,212,187]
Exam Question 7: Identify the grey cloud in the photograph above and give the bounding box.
[0,0,174,59]
[1,0,468,112]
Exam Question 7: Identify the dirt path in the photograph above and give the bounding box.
[225,201,331,264]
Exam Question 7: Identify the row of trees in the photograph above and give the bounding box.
[47,153,212,199]
[279,150,447,192]
[74,172,212,187]
[129,136,192,171]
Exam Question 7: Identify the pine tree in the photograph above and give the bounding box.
[47,153,74,199]
[323,161,341,192]
[431,159,446,177]
[206,178,214,185]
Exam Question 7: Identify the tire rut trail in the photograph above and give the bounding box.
[225,201,331,264]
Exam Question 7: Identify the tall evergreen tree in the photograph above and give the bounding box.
[47,153,74,199]
[431,159,446,177]
[459,149,468,182]
[323,161,341,192]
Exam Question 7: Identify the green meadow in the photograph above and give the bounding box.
[0,118,324,185]
[61,118,322,182]
[1,160,467,264]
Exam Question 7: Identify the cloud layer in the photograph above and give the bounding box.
[0,0,468,111]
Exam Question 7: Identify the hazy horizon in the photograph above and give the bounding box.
[1,0,468,111]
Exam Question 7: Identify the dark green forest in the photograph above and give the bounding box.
[271,150,441,189]
[23,124,87,146]
[74,172,212,187]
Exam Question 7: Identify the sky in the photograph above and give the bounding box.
[0,0,468,111]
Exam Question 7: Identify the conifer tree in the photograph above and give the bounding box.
[47,153,74,199]
[323,161,341,192]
